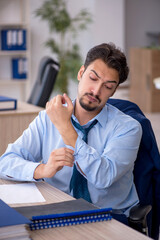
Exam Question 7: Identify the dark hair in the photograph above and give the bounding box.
[84,43,129,84]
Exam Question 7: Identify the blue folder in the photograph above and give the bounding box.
[1,29,27,51]
[0,199,31,228]
[0,95,17,111]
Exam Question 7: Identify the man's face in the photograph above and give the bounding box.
[77,59,119,114]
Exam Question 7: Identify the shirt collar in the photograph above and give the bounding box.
[72,100,108,128]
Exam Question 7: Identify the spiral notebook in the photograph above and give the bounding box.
[14,198,112,230]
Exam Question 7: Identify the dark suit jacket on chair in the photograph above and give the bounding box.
[107,98,160,240]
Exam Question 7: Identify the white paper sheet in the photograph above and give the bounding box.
[0,183,46,204]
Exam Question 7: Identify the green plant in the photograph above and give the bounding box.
[35,0,92,93]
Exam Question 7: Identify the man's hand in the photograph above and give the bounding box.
[34,147,74,179]
[46,94,78,148]
[46,93,73,131]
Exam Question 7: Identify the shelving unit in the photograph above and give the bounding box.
[0,0,30,101]
[129,47,160,112]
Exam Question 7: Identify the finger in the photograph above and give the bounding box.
[61,96,66,104]
[53,153,74,163]
[64,147,74,155]
[49,154,74,168]
[55,95,65,106]
[46,101,49,109]
[54,154,74,162]
[48,148,74,169]
[50,148,74,161]
[55,147,74,155]
[56,160,74,168]
[63,93,73,109]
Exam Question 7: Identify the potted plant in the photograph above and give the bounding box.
[35,0,92,94]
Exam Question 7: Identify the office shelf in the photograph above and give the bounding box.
[130,48,160,112]
[0,0,30,101]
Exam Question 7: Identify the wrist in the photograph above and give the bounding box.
[34,164,46,180]
[60,122,78,148]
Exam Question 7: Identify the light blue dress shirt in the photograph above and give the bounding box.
[0,102,142,216]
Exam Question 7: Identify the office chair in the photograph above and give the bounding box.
[28,57,60,108]
[107,98,160,240]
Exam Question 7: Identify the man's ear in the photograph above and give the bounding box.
[77,65,85,81]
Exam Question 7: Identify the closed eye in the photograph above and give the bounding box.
[104,84,112,90]
[104,82,117,90]
[90,76,97,81]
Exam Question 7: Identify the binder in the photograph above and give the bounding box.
[16,29,27,50]
[21,29,27,50]
[0,199,31,239]
[1,30,10,50]
[7,30,12,48]
[14,198,112,231]
[0,199,31,227]
[17,30,23,46]
[12,30,17,49]
[12,58,27,79]
[1,29,27,51]
[0,95,17,111]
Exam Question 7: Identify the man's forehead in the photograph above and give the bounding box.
[89,68,119,85]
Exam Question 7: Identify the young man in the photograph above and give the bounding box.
[0,43,142,224]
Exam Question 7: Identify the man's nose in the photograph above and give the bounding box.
[91,84,102,96]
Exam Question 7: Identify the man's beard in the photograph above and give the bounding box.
[79,93,101,112]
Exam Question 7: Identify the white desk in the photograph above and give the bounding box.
[0,179,151,240]
[0,101,43,155]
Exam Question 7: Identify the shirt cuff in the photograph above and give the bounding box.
[65,144,75,152]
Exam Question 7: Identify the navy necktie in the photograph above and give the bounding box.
[70,118,98,202]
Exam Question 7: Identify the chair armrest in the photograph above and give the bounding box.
[128,204,152,235]
[129,204,152,223]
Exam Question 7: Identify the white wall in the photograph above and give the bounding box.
[125,0,160,61]
[92,0,125,49]
[29,0,125,100]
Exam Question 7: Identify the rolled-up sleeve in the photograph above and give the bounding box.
[73,119,142,189]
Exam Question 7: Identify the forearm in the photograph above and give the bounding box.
[46,94,77,147]
[0,152,40,181]
[74,134,141,189]
[58,121,78,148]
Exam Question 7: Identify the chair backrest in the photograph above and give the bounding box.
[28,57,60,108]
[107,98,160,240]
